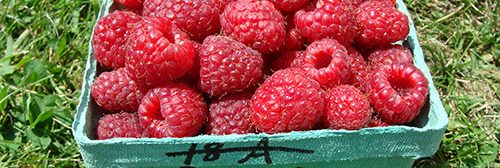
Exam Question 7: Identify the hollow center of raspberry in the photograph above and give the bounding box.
[159,26,176,43]
[148,96,165,121]
[313,54,332,69]
[164,33,176,43]
[388,76,412,95]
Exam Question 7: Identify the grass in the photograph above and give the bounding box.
[406,0,499,167]
[0,0,99,167]
[0,0,498,167]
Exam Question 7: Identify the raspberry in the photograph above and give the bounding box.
[124,6,144,15]
[367,45,413,67]
[290,52,308,68]
[323,85,371,130]
[386,0,396,5]
[303,0,318,11]
[368,117,390,127]
[138,83,207,138]
[221,0,286,54]
[199,36,264,97]
[352,0,363,6]
[251,68,325,133]
[180,42,201,83]
[115,0,144,8]
[346,46,369,89]
[262,55,276,77]
[354,1,409,47]
[268,0,310,12]
[96,113,145,140]
[143,0,221,41]
[367,64,428,124]
[206,92,255,135]
[271,51,305,72]
[126,17,195,88]
[294,0,356,45]
[282,13,305,51]
[214,0,237,10]
[296,38,351,88]
[353,0,396,6]
[353,0,397,7]
[284,28,304,51]
[91,68,145,113]
[92,11,141,69]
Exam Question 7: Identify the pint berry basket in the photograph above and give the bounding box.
[72,0,448,167]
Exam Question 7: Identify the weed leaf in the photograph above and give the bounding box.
[0,87,8,111]
[26,128,51,149]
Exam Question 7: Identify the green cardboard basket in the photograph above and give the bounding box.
[72,0,448,167]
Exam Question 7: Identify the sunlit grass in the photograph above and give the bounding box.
[406,0,499,167]
[0,0,99,167]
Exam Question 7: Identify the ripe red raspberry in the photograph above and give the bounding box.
[124,6,144,15]
[96,113,145,140]
[354,1,409,48]
[143,0,221,41]
[282,13,305,51]
[353,0,396,7]
[294,0,356,45]
[324,85,371,130]
[115,0,144,8]
[367,64,428,124]
[214,0,237,10]
[206,92,256,135]
[92,11,141,69]
[251,68,325,133]
[221,0,286,54]
[346,46,369,89]
[368,117,390,127]
[303,0,318,11]
[271,51,305,72]
[268,0,310,12]
[126,17,195,88]
[284,28,305,51]
[367,45,413,67]
[91,68,145,113]
[386,0,396,5]
[138,83,207,138]
[295,38,351,88]
[180,42,201,83]
[352,0,363,6]
[199,36,264,97]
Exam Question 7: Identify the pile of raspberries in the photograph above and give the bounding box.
[92,0,429,140]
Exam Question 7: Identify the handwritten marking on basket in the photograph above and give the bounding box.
[165,137,314,166]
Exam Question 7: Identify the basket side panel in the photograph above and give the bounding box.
[79,129,440,167]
